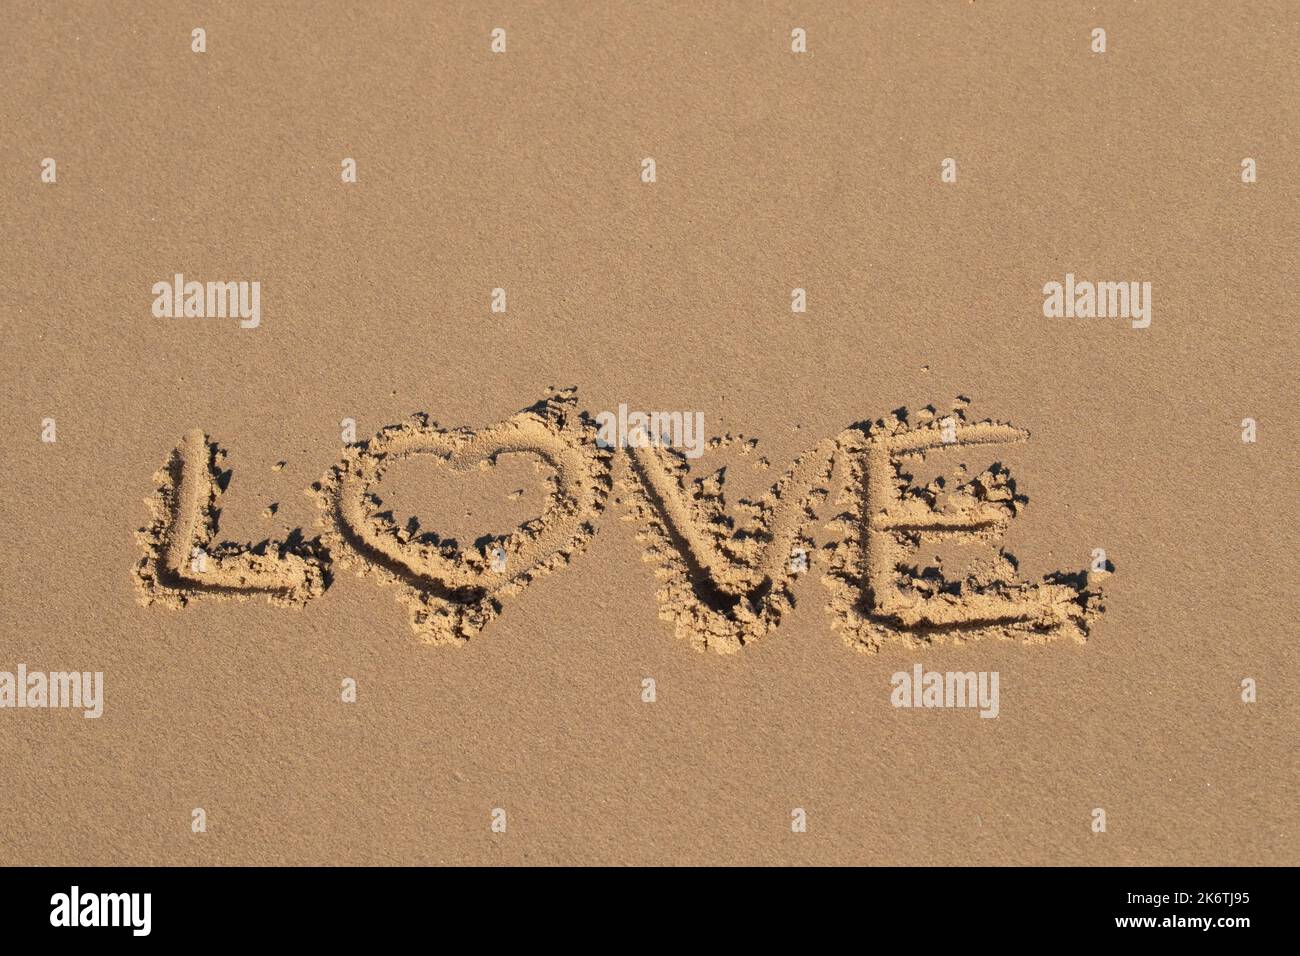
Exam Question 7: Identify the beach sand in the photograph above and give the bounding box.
[1,1,1295,865]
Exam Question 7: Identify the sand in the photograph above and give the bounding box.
[1,1,1296,865]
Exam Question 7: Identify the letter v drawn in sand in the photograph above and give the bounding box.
[621,429,844,653]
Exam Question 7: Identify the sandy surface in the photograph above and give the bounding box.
[1,1,1296,865]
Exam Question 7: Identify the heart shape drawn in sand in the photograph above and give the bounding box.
[312,389,611,644]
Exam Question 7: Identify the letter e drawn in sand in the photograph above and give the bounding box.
[823,408,1106,652]
[311,389,611,645]
[135,430,328,607]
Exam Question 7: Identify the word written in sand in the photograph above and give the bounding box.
[135,390,1107,652]
[152,273,261,328]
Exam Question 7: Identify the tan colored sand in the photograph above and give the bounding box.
[1,1,1296,865]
